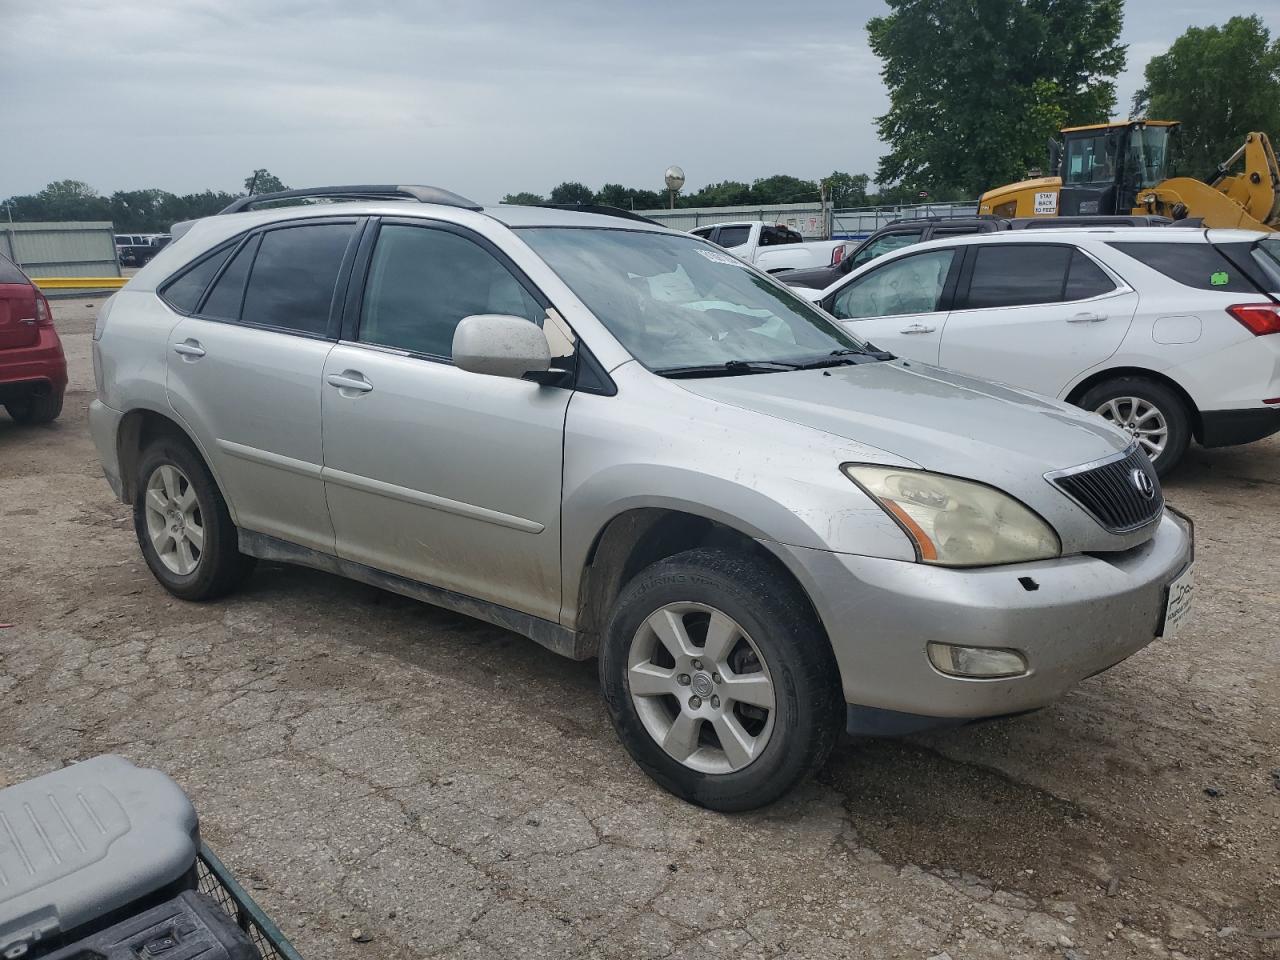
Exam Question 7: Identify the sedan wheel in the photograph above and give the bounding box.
[143,463,205,575]
[1095,396,1168,462]
[628,602,776,774]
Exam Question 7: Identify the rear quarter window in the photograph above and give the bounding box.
[159,243,237,313]
[0,255,29,284]
[1107,242,1258,293]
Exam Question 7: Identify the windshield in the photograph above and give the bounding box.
[518,227,871,373]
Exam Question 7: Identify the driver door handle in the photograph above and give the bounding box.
[1067,311,1107,323]
[900,323,936,334]
[326,371,373,393]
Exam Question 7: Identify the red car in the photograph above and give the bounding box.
[0,252,66,423]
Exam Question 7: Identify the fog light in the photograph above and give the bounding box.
[927,642,1028,679]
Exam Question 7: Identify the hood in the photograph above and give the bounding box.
[676,358,1144,550]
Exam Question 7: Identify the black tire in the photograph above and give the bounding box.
[5,390,64,425]
[133,436,255,601]
[599,548,844,812]
[1078,376,1191,477]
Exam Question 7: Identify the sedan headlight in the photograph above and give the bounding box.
[843,465,1060,567]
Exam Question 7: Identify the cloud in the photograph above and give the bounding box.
[1,0,1276,201]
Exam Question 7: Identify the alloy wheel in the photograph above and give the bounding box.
[1096,396,1168,461]
[143,464,204,576]
[627,602,776,774]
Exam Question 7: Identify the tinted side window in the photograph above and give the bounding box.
[0,254,28,284]
[691,227,715,239]
[160,244,235,313]
[965,245,1071,308]
[851,231,921,267]
[200,236,258,321]
[1107,242,1257,292]
[1064,250,1116,300]
[831,249,955,320]
[358,225,543,359]
[239,223,354,335]
[715,226,750,248]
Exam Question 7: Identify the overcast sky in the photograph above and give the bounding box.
[2,0,1277,203]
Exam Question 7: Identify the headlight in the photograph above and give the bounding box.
[843,465,1060,567]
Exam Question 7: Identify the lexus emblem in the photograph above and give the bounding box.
[1131,468,1155,500]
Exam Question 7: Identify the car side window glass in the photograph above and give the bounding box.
[199,236,259,321]
[358,225,543,359]
[1064,250,1116,300]
[715,225,750,248]
[830,249,955,320]
[965,245,1071,308]
[853,231,921,267]
[160,244,235,313]
[1107,241,1259,293]
[0,255,29,284]
[240,223,355,335]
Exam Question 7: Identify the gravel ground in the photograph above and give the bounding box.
[1,297,1277,960]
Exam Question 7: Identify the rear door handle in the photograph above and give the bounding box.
[1067,312,1107,323]
[900,323,936,334]
[326,371,373,394]
[172,339,205,359]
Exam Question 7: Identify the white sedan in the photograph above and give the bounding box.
[796,228,1280,474]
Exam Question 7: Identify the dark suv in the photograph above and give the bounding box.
[778,214,1172,289]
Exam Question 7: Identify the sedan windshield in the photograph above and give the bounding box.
[518,227,873,374]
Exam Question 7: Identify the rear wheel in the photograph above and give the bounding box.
[133,437,255,600]
[599,548,844,812]
[5,390,64,424]
[1079,377,1191,477]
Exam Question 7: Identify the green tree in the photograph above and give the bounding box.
[749,174,820,204]
[682,180,753,207]
[548,181,595,205]
[1131,16,1280,179]
[26,180,111,221]
[824,171,871,207]
[501,191,545,204]
[244,169,288,194]
[868,0,1125,196]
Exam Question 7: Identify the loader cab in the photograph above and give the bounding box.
[1058,121,1179,216]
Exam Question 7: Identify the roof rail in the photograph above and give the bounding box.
[217,184,483,215]
[530,202,664,226]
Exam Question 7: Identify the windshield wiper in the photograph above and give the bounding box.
[658,359,799,379]
[790,347,895,370]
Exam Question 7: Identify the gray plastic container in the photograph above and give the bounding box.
[0,755,200,958]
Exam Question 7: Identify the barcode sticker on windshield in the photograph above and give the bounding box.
[697,249,746,267]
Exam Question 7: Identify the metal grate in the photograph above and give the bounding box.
[1048,445,1164,533]
[197,844,305,960]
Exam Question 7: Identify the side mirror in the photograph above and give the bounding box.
[453,314,552,381]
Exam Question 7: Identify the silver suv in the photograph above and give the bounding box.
[89,185,1194,811]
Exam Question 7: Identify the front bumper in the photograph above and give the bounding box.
[89,398,126,500]
[767,509,1193,720]
[1199,406,1280,448]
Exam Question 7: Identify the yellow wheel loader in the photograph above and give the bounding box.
[979,120,1279,232]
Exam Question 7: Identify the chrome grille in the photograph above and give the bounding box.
[1047,446,1163,533]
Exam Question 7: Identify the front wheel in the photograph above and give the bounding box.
[599,548,844,812]
[1079,377,1191,477]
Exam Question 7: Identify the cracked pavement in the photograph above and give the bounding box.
[1,298,1277,959]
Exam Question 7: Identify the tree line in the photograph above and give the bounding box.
[4,8,1276,228]
[501,171,963,212]
[1,170,288,234]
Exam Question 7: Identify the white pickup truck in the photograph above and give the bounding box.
[690,221,850,273]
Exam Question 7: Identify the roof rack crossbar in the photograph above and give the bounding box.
[217,184,482,215]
